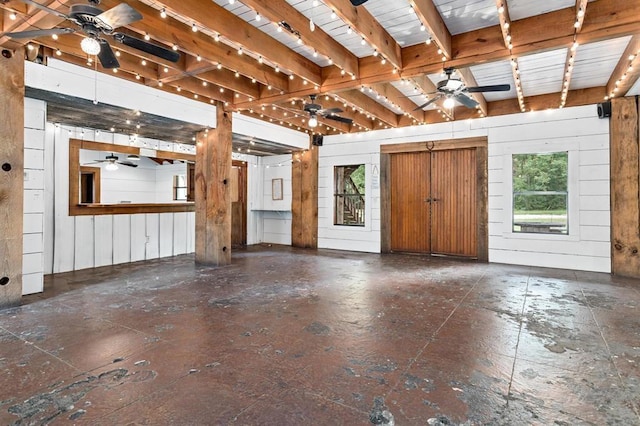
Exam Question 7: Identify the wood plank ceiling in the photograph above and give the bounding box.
[1,0,639,136]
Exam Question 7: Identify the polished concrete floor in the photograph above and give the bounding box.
[1,246,639,425]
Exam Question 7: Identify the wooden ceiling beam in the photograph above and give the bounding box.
[370,83,426,123]
[456,67,488,116]
[195,69,261,100]
[168,75,234,104]
[96,0,290,91]
[489,86,604,117]
[606,35,640,99]
[338,90,399,127]
[323,0,402,70]
[38,34,159,80]
[408,0,451,59]
[240,0,358,77]
[559,0,590,108]
[152,0,322,85]
[288,95,375,130]
[241,2,639,112]
[274,103,352,133]
[403,0,640,76]
[0,0,64,48]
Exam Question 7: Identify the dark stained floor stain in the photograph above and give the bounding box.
[1,245,638,424]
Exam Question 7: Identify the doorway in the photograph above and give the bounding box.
[380,137,488,260]
[231,160,247,248]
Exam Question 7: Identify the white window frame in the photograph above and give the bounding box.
[502,141,580,241]
[324,156,372,232]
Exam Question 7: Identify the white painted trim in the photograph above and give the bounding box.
[501,142,580,242]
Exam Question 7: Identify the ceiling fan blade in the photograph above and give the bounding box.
[6,27,74,39]
[455,93,479,109]
[113,33,180,63]
[319,107,343,115]
[16,0,69,19]
[414,95,442,111]
[95,3,142,31]
[118,161,138,167]
[97,40,120,69]
[350,0,369,5]
[466,84,511,92]
[324,115,353,124]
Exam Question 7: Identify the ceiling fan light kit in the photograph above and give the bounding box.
[80,37,101,55]
[414,67,511,111]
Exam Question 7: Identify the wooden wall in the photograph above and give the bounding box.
[0,48,24,307]
[610,96,640,277]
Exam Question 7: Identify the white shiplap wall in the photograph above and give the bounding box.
[250,155,293,245]
[318,105,611,273]
[44,123,195,275]
[22,98,47,295]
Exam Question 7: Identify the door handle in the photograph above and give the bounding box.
[424,197,440,203]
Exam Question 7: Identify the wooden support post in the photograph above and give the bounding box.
[610,96,640,277]
[0,47,25,308]
[195,103,232,266]
[291,143,318,248]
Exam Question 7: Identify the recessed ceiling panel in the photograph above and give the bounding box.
[433,0,500,35]
[571,36,632,90]
[506,0,575,21]
[285,0,375,58]
[358,1,431,47]
[518,49,567,97]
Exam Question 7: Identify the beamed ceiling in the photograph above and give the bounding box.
[1,0,640,137]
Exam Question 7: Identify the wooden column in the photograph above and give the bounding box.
[610,96,640,277]
[291,143,318,248]
[0,48,25,308]
[195,103,232,266]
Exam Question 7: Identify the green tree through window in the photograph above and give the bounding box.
[334,165,365,226]
[512,152,568,234]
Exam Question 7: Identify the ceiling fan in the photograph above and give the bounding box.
[414,67,511,110]
[85,153,138,170]
[5,0,180,69]
[303,95,353,128]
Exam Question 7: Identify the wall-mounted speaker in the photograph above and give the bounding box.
[312,134,323,146]
[597,101,611,119]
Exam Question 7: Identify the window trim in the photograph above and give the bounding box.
[324,156,372,232]
[502,142,579,241]
[333,164,366,227]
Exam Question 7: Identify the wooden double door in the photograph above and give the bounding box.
[388,147,482,258]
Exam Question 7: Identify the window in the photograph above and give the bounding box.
[173,175,187,201]
[512,152,568,234]
[334,164,365,226]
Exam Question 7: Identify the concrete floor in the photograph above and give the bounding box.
[1,246,639,425]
